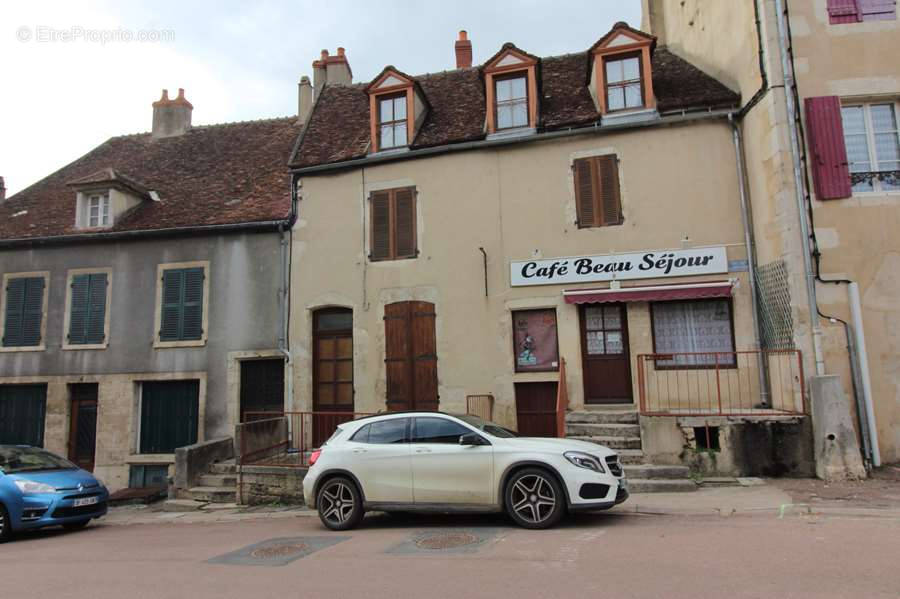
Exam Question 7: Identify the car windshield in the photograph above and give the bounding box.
[453,414,519,438]
[0,446,78,474]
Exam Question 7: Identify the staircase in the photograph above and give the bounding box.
[565,409,697,492]
[166,459,238,510]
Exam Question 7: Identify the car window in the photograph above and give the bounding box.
[353,418,408,444]
[412,417,471,444]
[0,446,77,473]
[350,424,370,443]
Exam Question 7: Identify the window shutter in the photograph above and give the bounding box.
[3,278,26,347]
[827,0,862,23]
[86,273,107,344]
[370,191,391,260]
[574,158,596,227]
[410,301,439,412]
[596,155,623,226]
[181,268,204,341]
[384,302,412,411]
[21,278,45,346]
[804,96,852,200]
[859,0,896,20]
[394,188,417,258]
[160,269,183,341]
[68,274,90,344]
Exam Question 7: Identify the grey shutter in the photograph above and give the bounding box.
[86,273,108,344]
[68,274,91,344]
[395,188,417,258]
[370,191,391,260]
[160,269,183,341]
[3,277,26,347]
[574,158,596,227]
[181,268,204,341]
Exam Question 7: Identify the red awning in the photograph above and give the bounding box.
[563,280,735,304]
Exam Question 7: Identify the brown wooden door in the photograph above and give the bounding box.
[68,384,98,471]
[514,382,558,437]
[384,301,438,412]
[313,308,354,445]
[580,303,633,404]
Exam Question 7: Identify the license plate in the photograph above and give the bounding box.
[73,496,99,508]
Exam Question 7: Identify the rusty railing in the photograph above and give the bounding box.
[466,394,494,421]
[636,349,805,416]
[555,357,568,437]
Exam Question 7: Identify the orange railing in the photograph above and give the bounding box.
[556,357,569,437]
[636,349,805,417]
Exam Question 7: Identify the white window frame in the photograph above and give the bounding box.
[842,100,900,195]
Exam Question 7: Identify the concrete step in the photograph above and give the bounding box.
[565,422,640,438]
[198,473,237,487]
[208,462,237,475]
[616,449,646,465]
[163,499,208,512]
[566,435,642,450]
[566,410,638,425]
[624,464,691,480]
[187,486,236,503]
[627,479,698,493]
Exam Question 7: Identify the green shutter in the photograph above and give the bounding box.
[160,269,184,341]
[0,384,47,447]
[159,268,204,342]
[3,277,44,347]
[3,278,26,347]
[86,273,108,344]
[181,268,204,341]
[69,273,108,345]
[68,274,90,344]
[140,380,199,453]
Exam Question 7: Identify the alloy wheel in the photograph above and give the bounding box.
[319,481,356,526]
[510,473,557,524]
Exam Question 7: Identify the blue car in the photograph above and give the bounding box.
[0,445,109,542]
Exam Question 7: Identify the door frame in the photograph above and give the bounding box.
[312,307,355,413]
[68,383,98,472]
[579,302,634,404]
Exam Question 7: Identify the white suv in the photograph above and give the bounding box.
[302,412,628,530]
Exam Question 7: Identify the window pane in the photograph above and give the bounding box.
[381,124,395,149]
[101,197,110,225]
[512,101,528,127]
[586,331,605,355]
[605,331,623,354]
[413,417,469,443]
[497,105,513,129]
[652,300,735,367]
[841,106,866,134]
[622,57,640,81]
[875,133,900,163]
[585,307,603,331]
[380,98,393,122]
[603,305,622,329]
[607,86,625,111]
[496,79,511,102]
[394,122,407,147]
[624,83,642,108]
[316,311,352,331]
[368,418,407,443]
[870,104,897,132]
[393,96,406,120]
[351,424,370,443]
[605,60,624,83]
[510,76,527,100]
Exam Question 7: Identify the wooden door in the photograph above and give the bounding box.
[239,358,285,422]
[68,384,98,471]
[313,308,354,445]
[514,382,558,437]
[580,303,633,404]
[384,301,438,412]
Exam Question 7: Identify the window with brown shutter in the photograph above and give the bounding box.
[573,155,623,228]
[370,187,418,261]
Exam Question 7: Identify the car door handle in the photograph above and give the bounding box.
[353,448,368,454]
[415,448,432,454]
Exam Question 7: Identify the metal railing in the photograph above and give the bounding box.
[555,357,569,437]
[636,349,805,416]
[466,394,494,421]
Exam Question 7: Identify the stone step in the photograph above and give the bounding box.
[565,422,640,438]
[566,410,638,425]
[209,462,237,475]
[198,473,237,487]
[627,479,698,493]
[616,449,646,465]
[566,435,642,450]
[187,486,236,503]
[624,464,691,480]
[163,499,208,512]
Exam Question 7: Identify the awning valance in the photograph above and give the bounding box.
[563,280,735,304]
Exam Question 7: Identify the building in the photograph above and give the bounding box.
[0,91,299,491]
[643,0,899,470]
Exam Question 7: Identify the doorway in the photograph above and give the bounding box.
[68,384,98,471]
[313,308,354,445]
[514,382,558,437]
[384,301,438,412]
[239,358,285,422]
[580,303,633,404]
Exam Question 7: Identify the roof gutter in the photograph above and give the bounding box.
[290,107,737,176]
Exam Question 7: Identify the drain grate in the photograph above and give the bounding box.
[250,543,310,559]
[209,536,348,567]
[415,532,479,550]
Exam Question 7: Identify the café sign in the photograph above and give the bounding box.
[510,247,728,287]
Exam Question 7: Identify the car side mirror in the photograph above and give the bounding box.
[459,433,485,446]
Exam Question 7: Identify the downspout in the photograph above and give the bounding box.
[773,0,826,376]
[848,283,881,466]
[281,176,299,416]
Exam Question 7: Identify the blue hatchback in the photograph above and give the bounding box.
[0,445,109,542]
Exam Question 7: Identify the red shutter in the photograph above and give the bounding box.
[827,0,862,23]
[805,96,852,200]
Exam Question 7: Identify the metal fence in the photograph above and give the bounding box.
[755,260,795,350]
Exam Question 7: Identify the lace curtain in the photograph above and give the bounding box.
[652,300,735,367]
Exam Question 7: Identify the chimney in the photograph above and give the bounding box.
[152,88,193,139]
[312,47,353,97]
[455,30,472,69]
[0,176,5,202]
[298,76,313,123]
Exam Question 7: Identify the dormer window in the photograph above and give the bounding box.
[67,168,153,230]
[482,44,539,135]
[87,193,111,228]
[379,92,408,150]
[589,22,657,118]
[604,55,643,111]
[495,74,529,129]
[366,67,429,154]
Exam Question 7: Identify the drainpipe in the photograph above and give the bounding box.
[848,283,881,466]
[730,114,770,406]
[773,0,826,376]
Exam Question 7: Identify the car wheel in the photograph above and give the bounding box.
[316,476,363,531]
[504,468,565,530]
[0,504,14,543]
[63,520,90,531]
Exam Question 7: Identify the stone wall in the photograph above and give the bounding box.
[238,465,307,505]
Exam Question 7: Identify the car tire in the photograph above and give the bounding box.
[0,504,11,543]
[504,467,565,530]
[316,476,363,531]
[63,519,91,531]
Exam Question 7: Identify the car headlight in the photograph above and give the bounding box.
[564,451,605,473]
[14,479,57,494]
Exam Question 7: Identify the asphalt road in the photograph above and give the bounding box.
[2,510,898,599]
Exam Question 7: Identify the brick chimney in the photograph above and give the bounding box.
[152,88,193,138]
[0,176,5,202]
[312,48,352,96]
[455,30,472,68]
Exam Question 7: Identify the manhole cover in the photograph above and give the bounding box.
[250,543,309,559]
[415,532,479,550]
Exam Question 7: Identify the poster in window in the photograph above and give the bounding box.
[513,309,559,372]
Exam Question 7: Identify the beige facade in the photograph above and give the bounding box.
[644,0,900,462]
[289,121,761,429]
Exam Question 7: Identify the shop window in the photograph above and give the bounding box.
[573,155,623,228]
[370,187,417,261]
[512,309,559,372]
[651,299,736,369]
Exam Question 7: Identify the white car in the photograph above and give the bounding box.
[302,412,628,530]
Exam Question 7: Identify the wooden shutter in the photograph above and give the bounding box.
[410,301,439,411]
[574,158,597,227]
[859,0,896,20]
[181,268,204,340]
[827,0,862,23]
[597,155,623,225]
[384,302,412,411]
[370,191,391,260]
[3,277,26,347]
[394,188,417,258]
[140,380,199,453]
[805,96,852,200]
[0,384,47,446]
[574,156,622,227]
[3,277,44,347]
[159,269,183,341]
[69,273,107,345]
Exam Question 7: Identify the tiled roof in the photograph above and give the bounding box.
[0,117,301,242]
[290,46,739,169]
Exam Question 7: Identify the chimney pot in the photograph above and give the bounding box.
[337,47,345,56]
[455,30,473,69]
[0,176,6,202]
[152,88,192,138]
[298,76,313,123]
[321,49,329,59]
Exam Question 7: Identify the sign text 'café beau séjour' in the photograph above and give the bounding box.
[509,247,728,287]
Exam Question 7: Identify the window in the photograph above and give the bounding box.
[412,417,470,444]
[573,155,623,227]
[66,272,109,347]
[2,275,47,349]
[139,380,199,453]
[842,103,900,193]
[828,0,896,24]
[378,93,408,150]
[495,74,528,130]
[0,385,47,447]
[583,305,625,355]
[86,193,111,227]
[313,308,354,415]
[512,309,559,372]
[370,187,417,261]
[156,264,208,346]
[352,418,408,444]
[605,55,643,112]
[651,299,736,368]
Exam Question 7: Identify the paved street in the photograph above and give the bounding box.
[3,488,899,599]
